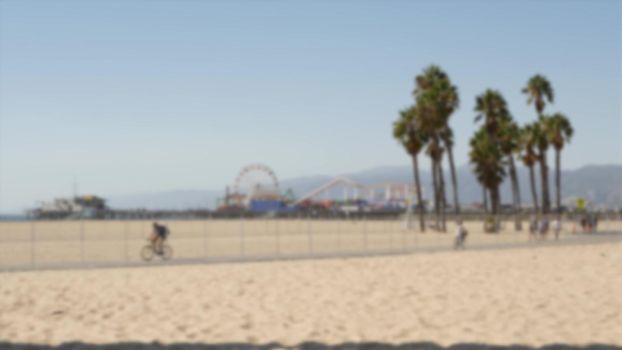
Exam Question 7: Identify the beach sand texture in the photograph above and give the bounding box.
[1,219,620,268]
[0,242,621,346]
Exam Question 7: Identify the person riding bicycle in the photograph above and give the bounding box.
[150,222,169,254]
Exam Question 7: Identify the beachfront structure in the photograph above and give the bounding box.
[29,195,108,219]
[294,176,423,211]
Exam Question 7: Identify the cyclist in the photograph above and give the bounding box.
[151,222,169,254]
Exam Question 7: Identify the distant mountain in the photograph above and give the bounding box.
[106,164,622,210]
[108,190,221,210]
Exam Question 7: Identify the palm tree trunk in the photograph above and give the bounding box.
[508,155,522,231]
[445,143,461,215]
[528,164,539,215]
[431,157,440,230]
[556,148,562,221]
[411,155,425,232]
[438,159,447,232]
[489,188,496,214]
[539,152,551,214]
[491,185,500,233]
[482,186,489,213]
[496,185,501,231]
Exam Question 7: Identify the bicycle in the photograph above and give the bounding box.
[141,240,173,261]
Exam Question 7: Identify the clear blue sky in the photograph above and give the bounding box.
[0,0,621,212]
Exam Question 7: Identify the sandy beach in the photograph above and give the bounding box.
[1,241,621,347]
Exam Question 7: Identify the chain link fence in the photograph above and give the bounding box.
[1,214,621,271]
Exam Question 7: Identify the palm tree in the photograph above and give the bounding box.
[542,113,573,219]
[414,65,461,217]
[426,132,445,231]
[414,77,446,231]
[474,89,509,219]
[523,74,554,213]
[498,118,523,230]
[533,120,551,214]
[474,89,509,141]
[393,106,428,231]
[469,128,506,231]
[520,123,541,214]
[522,75,554,118]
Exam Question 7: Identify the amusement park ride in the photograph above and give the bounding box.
[217,163,421,214]
[219,163,289,213]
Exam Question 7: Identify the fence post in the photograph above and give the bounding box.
[124,220,129,263]
[307,216,313,257]
[30,220,36,267]
[239,215,245,257]
[203,219,208,260]
[363,215,368,252]
[275,218,281,257]
[387,218,394,252]
[336,217,341,253]
[80,219,85,264]
[413,217,418,250]
[404,218,411,252]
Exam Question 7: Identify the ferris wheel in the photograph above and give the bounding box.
[233,164,280,196]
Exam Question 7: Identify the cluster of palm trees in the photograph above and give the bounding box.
[393,66,574,233]
[393,65,460,232]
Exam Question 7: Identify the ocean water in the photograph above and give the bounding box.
[0,214,28,221]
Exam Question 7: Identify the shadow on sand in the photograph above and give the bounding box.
[0,342,620,350]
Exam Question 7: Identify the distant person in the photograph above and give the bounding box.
[552,218,562,240]
[529,216,538,241]
[539,217,549,240]
[454,221,468,250]
[586,215,594,233]
[151,222,169,253]
[580,217,587,233]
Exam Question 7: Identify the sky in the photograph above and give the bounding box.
[0,0,621,212]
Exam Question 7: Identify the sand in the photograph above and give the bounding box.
[1,241,621,346]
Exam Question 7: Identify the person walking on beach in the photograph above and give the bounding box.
[552,218,561,240]
[454,221,468,249]
[529,216,538,241]
[539,217,549,240]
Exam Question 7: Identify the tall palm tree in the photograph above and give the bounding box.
[474,89,509,218]
[523,74,554,213]
[533,120,551,214]
[498,118,523,230]
[393,106,428,231]
[542,113,573,219]
[469,128,506,231]
[520,123,541,214]
[414,65,461,217]
[414,80,446,231]
[426,132,445,231]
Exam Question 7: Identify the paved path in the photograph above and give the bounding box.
[2,231,620,273]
